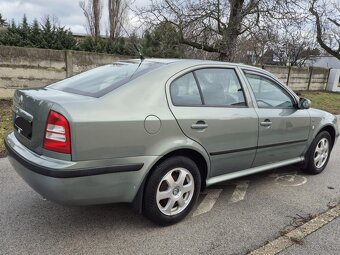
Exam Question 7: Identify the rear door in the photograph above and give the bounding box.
[242,70,311,166]
[167,66,259,178]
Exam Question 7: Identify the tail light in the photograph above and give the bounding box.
[43,111,71,154]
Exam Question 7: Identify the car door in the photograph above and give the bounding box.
[242,70,311,167]
[167,67,259,178]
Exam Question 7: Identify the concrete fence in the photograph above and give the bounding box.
[261,65,329,91]
[0,45,128,98]
[0,45,331,98]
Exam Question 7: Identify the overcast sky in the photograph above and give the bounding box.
[0,0,150,34]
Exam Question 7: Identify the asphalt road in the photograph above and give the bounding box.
[1,131,339,255]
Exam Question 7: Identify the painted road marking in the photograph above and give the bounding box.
[275,175,307,187]
[192,167,309,218]
[192,189,223,217]
[269,169,308,187]
[193,180,250,217]
[229,180,250,203]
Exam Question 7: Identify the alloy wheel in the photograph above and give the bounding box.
[314,138,329,168]
[156,167,194,216]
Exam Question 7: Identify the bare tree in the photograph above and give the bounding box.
[108,0,128,42]
[309,0,340,59]
[137,0,300,61]
[270,21,319,66]
[236,28,276,65]
[79,0,102,39]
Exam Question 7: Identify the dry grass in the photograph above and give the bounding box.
[0,99,12,157]
[297,91,340,115]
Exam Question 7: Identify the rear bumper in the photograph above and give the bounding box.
[5,132,160,205]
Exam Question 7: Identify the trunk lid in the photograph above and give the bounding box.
[12,88,90,156]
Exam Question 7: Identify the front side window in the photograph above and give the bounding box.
[170,72,202,106]
[194,68,246,107]
[244,73,295,108]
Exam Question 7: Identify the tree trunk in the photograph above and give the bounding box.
[79,0,101,39]
[93,0,100,40]
[219,0,245,61]
[108,0,122,42]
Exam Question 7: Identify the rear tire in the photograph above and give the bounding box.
[303,131,332,175]
[143,156,201,226]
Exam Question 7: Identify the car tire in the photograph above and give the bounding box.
[143,156,201,225]
[303,131,332,175]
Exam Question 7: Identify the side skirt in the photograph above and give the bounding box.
[206,157,304,187]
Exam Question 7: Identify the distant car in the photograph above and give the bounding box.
[5,59,339,225]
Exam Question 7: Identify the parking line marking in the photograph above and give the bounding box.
[192,189,223,217]
[229,180,249,203]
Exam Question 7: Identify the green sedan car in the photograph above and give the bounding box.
[5,59,339,225]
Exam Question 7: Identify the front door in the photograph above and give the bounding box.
[168,67,259,177]
[243,71,311,167]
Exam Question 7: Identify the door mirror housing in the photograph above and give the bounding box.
[298,97,311,109]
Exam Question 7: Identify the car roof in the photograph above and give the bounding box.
[121,58,277,84]
[126,58,266,72]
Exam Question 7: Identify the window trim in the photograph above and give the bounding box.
[170,67,249,108]
[192,71,205,105]
[170,72,204,106]
[242,70,298,109]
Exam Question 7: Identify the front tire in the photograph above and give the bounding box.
[143,156,201,225]
[303,131,332,175]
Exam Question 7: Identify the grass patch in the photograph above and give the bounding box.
[0,99,12,157]
[297,91,340,115]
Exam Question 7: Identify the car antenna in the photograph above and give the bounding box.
[117,22,145,80]
[119,21,144,62]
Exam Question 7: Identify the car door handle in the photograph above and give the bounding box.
[260,119,272,127]
[191,121,208,130]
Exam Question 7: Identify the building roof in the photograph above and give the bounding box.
[306,55,340,69]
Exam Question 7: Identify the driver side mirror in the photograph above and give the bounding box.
[298,97,311,109]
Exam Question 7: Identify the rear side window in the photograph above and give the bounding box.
[49,61,163,97]
[194,68,246,107]
[170,73,203,106]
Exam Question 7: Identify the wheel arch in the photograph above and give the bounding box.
[151,149,209,190]
[316,125,336,149]
[131,148,209,214]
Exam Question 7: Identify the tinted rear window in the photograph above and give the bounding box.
[48,61,163,97]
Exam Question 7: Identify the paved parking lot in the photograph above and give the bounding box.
[0,133,339,255]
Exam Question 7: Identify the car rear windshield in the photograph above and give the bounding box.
[48,61,163,97]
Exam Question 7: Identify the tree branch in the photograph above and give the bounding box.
[309,2,340,59]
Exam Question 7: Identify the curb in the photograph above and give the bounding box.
[247,204,340,255]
